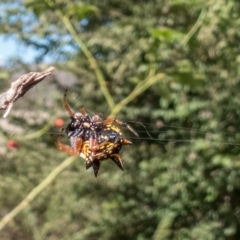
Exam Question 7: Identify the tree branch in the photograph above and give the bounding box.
[0,66,55,118]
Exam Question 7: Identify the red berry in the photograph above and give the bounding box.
[55,118,64,127]
[8,140,19,149]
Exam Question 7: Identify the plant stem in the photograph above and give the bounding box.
[20,122,52,140]
[110,73,165,117]
[56,10,115,111]
[181,8,206,46]
[0,155,80,232]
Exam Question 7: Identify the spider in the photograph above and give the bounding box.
[55,90,138,176]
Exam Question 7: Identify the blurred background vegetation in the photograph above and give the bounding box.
[1,0,240,239]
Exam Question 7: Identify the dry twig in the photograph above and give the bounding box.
[0,66,55,118]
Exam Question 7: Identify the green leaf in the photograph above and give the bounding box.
[150,27,184,43]
[65,3,100,19]
[25,0,49,16]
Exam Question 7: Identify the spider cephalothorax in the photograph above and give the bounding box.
[55,90,138,177]
[65,108,100,141]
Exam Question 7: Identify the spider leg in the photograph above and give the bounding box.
[91,114,101,122]
[102,117,139,136]
[110,154,124,171]
[63,90,75,117]
[55,131,83,155]
[89,136,101,154]
[79,107,87,116]
[70,137,83,153]
[55,141,78,155]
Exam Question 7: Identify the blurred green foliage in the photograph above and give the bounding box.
[1,0,240,239]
